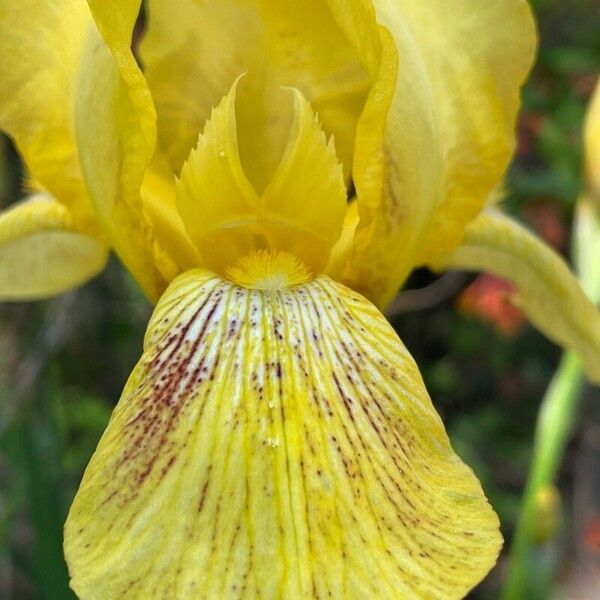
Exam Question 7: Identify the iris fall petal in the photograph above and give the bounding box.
[432,209,600,384]
[65,269,500,599]
[0,195,108,300]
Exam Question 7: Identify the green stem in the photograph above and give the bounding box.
[502,351,584,600]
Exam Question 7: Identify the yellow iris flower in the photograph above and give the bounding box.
[1,1,600,598]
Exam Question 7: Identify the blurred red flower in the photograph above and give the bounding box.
[457,274,525,336]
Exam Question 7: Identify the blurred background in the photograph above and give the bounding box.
[0,0,599,598]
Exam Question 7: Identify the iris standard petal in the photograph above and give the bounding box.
[140,0,370,183]
[401,0,537,263]
[431,209,600,384]
[77,1,165,302]
[0,0,97,230]
[337,25,409,306]
[65,269,500,599]
[0,195,108,300]
[176,81,346,275]
[332,0,537,307]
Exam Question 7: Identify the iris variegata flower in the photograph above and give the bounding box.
[2,1,600,598]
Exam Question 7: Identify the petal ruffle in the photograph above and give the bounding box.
[176,81,346,275]
[65,270,500,599]
[431,209,600,384]
[333,0,537,307]
[140,0,370,182]
[77,2,165,301]
[0,0,97,230]
[0,195,108,300]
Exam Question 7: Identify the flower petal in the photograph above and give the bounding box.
[141,155,202,273]
[336,25,404,305]
[176,81,346,275]
[77,2,164,301]
[405,0,537,263]
[65,270,500,599]
[431,209,600,384]
[326,200,360,280]
[333,0,536,307]
[0,195,108,300]
[0,0,97,230]
[140,0,370,182]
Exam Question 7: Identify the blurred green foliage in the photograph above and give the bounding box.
[0,0,599,598]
